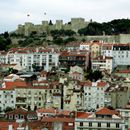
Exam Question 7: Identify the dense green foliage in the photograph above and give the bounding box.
[78,19,130,35]
[50,29,76,37]
[85,70,103,81]
[0,32,12,50]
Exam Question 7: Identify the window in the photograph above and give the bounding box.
[107,123,110,127]
[116,123,119,128]
[89,122,92,127]
[80,122,83,126]
[98,123,101,127]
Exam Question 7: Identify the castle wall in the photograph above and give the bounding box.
[119,34,130,43]
[75,35,119,43]
[15,18,130,44]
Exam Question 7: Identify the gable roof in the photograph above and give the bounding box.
[96,107,119,115]
[77,112,91,118]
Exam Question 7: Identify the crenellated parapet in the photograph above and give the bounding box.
[16,18,89,36]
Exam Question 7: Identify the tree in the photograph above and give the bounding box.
[86,70,103,81]
[53,37,64,45]
[4,107,13,113]
[49,20,53,25]
[0,36,6,50]
[4,32,9,39]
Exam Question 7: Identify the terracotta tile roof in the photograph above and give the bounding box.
[80,80,107,88]
[77,112,91,118]
[96,107,119,115]
[37,108,57,114]
[80,80,92,86]
[6,107,27,115]
[0,121,19,130]
[97,81,107,87]
[1,81,28,90]
[42,117,74,122]
[58,110,71,116]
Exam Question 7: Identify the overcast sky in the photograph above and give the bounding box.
[0,0,130,33]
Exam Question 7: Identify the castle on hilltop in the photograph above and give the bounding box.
[16,18,89,36]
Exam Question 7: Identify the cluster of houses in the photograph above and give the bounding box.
[0,106,128,130]
[0,41,130,129]
[0,41,130,74]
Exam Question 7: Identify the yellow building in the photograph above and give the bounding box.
[90,41,102,58]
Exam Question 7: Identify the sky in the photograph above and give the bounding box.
[0,0,130,33]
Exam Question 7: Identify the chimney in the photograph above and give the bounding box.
[8,125,13,130]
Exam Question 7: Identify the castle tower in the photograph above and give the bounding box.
[55,20,63,30]
[17,24,24,35]
[24,22,34,36]
[71,18,88,32]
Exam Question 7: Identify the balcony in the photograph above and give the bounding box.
[16,97,26,104]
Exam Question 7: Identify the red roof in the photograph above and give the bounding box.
[96,107,119,115]
[97,81,107,87]
[7,107,27,115]
[80,81,92,86]
[1,81,28,90]
[80,80,107,87]
[37,108,57,114]
[0,121,19,130]
[77,112,91,118]
[42,117,74,122]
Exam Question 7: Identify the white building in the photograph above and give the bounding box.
[82,80,109,111]
[0,48,59,72]
[113,44,130,66]
[92,56,113,73]
[75,107,125,130]
[0,87,16,111]
[117,108,130,129]
[101,43,113,57]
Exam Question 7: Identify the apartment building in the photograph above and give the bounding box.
[75,107,125,130]
[59,50,89,70]
[92,55,113,73]
[63,80,83,111]
[90,41,102,58]
[101,43,113,57]
[0,87,15,111]
[81,80,109,112]
[0,48,59,72]
[113,44,130,66]
[117,108,130,129]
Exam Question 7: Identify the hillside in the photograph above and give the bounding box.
[1,18,130,50]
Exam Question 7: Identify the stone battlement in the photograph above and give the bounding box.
[16,18,89,36]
